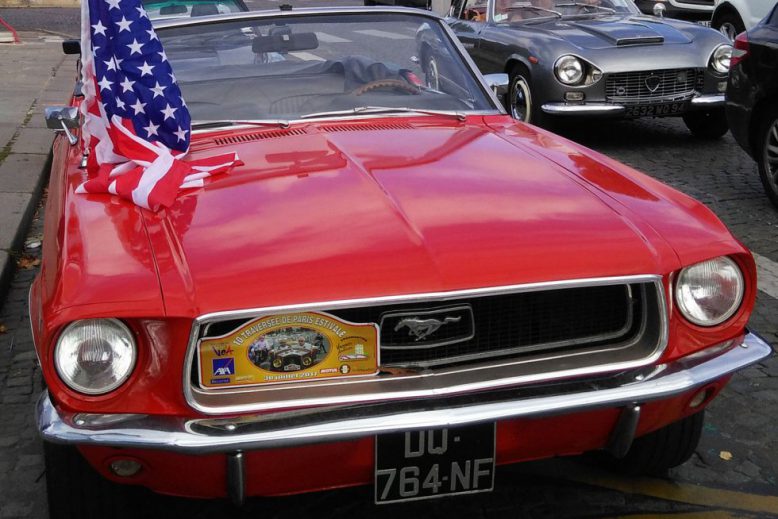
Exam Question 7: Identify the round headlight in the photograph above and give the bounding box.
[555,55,584,85]
[710,44,732,74]
[54,319,136,395]
[675,257,744,326]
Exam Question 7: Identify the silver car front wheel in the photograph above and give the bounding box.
[509,73,533,123]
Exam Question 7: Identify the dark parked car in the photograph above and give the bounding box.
[726,3,778,207]
[444,0,733,138]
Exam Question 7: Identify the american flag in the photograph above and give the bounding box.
[77,0,243,211]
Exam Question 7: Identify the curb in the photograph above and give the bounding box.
[0,151,52,310]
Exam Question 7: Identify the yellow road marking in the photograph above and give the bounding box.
[529,460,778,515]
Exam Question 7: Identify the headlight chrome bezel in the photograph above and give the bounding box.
[554,55,585,86]
[675,256,745,327]
[554,55,602,87]
[709,44,733,74]
[54,318,137,395]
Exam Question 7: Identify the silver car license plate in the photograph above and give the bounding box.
[625,102,687,117]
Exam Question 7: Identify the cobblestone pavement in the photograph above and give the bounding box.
[1,117,777,516]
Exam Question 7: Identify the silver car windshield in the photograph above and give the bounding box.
[491,0,638,21]
[156,13,495,123]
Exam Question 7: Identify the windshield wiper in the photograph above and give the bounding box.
[299,106,467,122]
[192,119,291,130]
[554,2,616,13]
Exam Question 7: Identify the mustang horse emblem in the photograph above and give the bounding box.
[394,316,462,341]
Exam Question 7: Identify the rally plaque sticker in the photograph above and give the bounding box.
[198,312,379,389]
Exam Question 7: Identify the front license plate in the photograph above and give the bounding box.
[374,423,496,504]
[625,102,686,117]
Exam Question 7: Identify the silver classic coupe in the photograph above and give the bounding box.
[443,0,733,137]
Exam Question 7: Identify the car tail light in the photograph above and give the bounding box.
[730,32,749,68]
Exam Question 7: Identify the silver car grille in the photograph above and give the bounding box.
[605,68,703,104]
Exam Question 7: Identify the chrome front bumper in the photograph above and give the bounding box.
[541,94,726,116]
[37,332,772,455]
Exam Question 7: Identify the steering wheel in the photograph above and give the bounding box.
[351,79,421,96]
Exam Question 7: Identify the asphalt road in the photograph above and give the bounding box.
[0,5,776,519]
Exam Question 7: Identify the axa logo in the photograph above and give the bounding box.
[212,357,235,376]
[211,345,234,357]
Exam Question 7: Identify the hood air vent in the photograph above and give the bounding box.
[213,128,307,146]
[319,122,414,132]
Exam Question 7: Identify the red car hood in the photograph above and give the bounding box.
[142,117,694,317]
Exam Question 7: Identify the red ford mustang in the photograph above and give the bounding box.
[34,6,772,515]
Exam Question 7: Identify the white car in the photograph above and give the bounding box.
[712,0,777,39]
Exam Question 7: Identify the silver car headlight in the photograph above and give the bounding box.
[54,319,137,395]
[710,44,732,74]
[675,257,744,326]
[554,55,584,85]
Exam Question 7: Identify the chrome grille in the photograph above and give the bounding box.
[198,282,650,370]
[330,283,644,367]
[605,68,702,104]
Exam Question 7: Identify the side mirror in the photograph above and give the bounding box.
[45,106,79,146]
[62,39,81,55]
[484,73,509,96]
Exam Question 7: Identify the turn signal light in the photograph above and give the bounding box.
[109,459,143,477]
[730,32,749,68]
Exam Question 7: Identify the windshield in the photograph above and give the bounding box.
[142,0,246,20]
[477,0,638,21]
[156,13,495,123]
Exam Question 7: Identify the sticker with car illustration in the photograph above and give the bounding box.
[197,312,379,389]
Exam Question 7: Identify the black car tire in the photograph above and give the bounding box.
[607,410,705,475]
[507,65,543,126]
[712,10,745,41]
[45,441,137,519]
[756,105,778,208]
[682,108,729,139]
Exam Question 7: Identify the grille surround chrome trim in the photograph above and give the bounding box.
[182,275,668,415]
